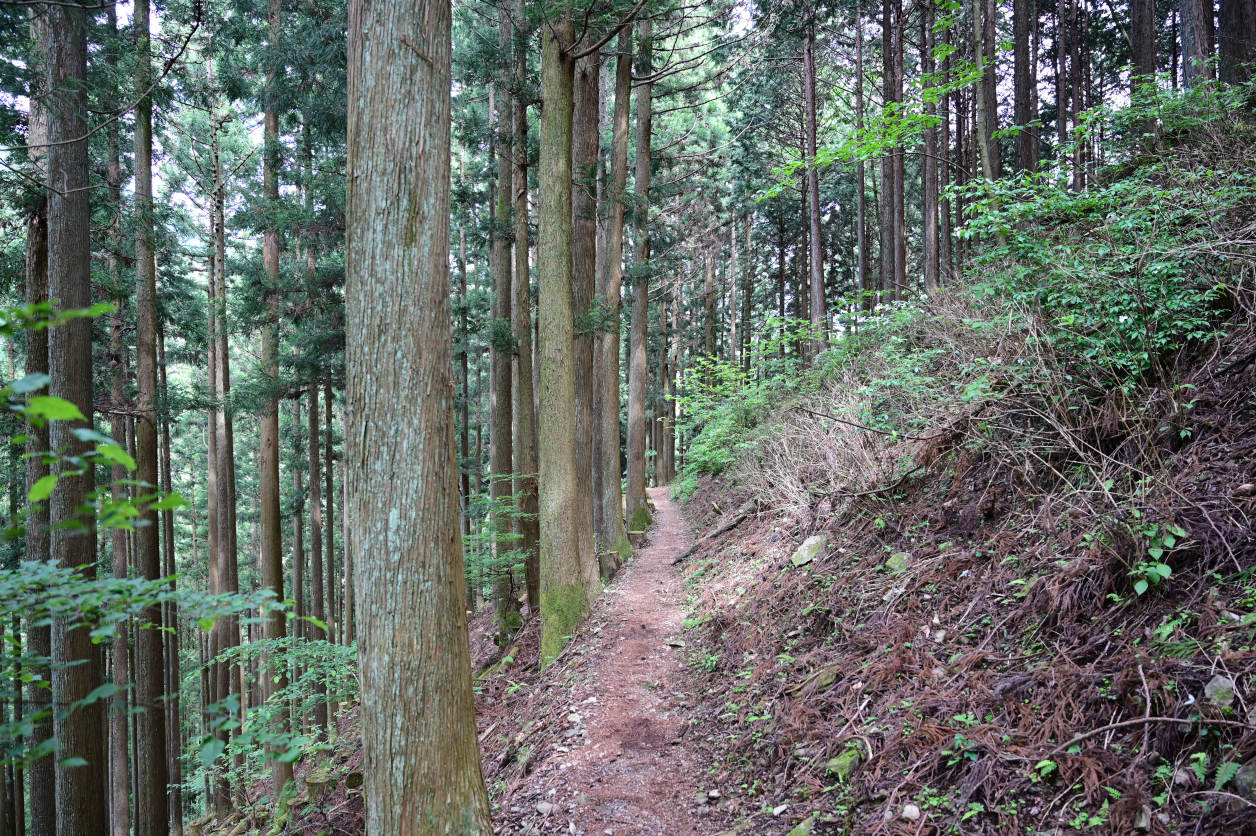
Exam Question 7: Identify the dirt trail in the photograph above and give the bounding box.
[513,487,731,836]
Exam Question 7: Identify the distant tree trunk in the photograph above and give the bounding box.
[23,15,54,833]
[260,0,294,794]
[656,283,670,484]
[108,318,130,836]
[983,0,1001,180]
[158,331,183,836]
[308,385,327,734]
[457,183,472,606]
[802,15,828,349]
[537,15,589,664]
[1130,0,1157,95]
[1069,0,1082,189]
[923,0,940,295]
[294,399,306,640]
[1014,0,1039,171]
[345,0,495,828]
[879,0,895,302]
[324,384,336,646]
[513,8,542,613]
[972,0,998,180]
[727,225,738,367]
[572,46,602,601]
[855,6,870,310]
[939,41,953,282]
[132,0,170,828]
[1182,0,1217,85]
[1219,0,1256,82]
[626,18,653,524]
[46,1,107,830]
[595,26,632,575]
[491,7,519,640]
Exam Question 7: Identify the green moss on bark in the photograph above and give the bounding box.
[540,582,587,665]
[628,506,653,532]
[613,534,633,564]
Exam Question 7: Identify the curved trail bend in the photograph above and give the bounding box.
[511,487,730,836]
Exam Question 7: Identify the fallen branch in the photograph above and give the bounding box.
[671,511,750,565]
[1044,716,1256,759]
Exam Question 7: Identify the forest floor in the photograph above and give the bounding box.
[475,486,736,836]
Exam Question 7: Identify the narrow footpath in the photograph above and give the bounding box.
[505,487,732,836]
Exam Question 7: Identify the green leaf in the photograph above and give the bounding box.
[150,492,189,511]
[10,373,51,394]
[95,444,135,470]
[28,474,58,503]
[199,737,226,768]
[1148,547,1164,559]
[58,757,89,768]
[24,396,86,422]
[71,427,114,444]
[1134,579,1149,595]
[71,682,123,711]
[1215,761,1241,792]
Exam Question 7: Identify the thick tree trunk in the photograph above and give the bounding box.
[803,19,827,350]
[46,2,107,831]
[260,0,293,794]
[1182,0,1217,86]
[1219,0,1255,82]
[572,46,602,601]
[1014,0,1038,171]
[308,385,327,734]
[1130,0,1157,93]
[513,13,542,614]
[491,8,519,639]
[108,321,130,836]
[595,27,632,574]
[23,14,54,833]
[132,1,169,829]
[626,18,652,525]
[345,0,495,827]
[537,15,588,664]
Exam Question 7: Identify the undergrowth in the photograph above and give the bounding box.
[673,81,1256,834]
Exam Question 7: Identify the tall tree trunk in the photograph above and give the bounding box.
[513,8,542,614]
[983,0,1001,179]
[307,385,327,734]
[740,217,753,368]
[855,5,870,310]
[108,319,130,836]
[923,0,940,294]
[626,18,653,525]
[46,1,106,830]
[893,0,907,297]
[1130,0,1157,94]
[704,251,716,358]
[1014,0,1039,171]
[458,210,472,600]
[23,13,54,828]
[595,26,632,574]
[1182,0,1217,85]
[132,0,169,828]
[1219,0,1255,82]
[260,0,293,794]
[939,40,953,282]
[879,0,894,302]
[294,399,305,640]
[972,0,998,180]
[1069,0,1082,189]
[727,226,738,368]
[802,16,827,349]
[491,5,519,640]
[325,385,336,649]
[572,46,602,601]
[158,331,183,836]
[345,0,495,826]
[537,15,588,664]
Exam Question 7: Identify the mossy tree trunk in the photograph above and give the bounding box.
[537,14,589,664]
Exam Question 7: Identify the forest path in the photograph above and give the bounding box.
[516,487,730,836]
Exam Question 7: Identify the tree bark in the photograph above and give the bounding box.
[158,331,183,836]
[46,1,107,830]
[572,45,602,601]
[972,0,998,181]
[108,321,129,836]
[595,26,632,573]
[513,7,541,615]
[346,0,495,827]
[260,0,294,795]
[491,5,518,640]
[1130,0,1157,94]
[308,385,327,736]
[923,0,940,294]
[1014,0,1039,171]
[803,15,827,350]
[1182,0,1217,86]
[626,18,652,525]
[537,15,589,664]
[879,0,894,302]
[23,13,54,834]
[132,0,169,829]
[1218,0,1256,82]
[324,384,336,646]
